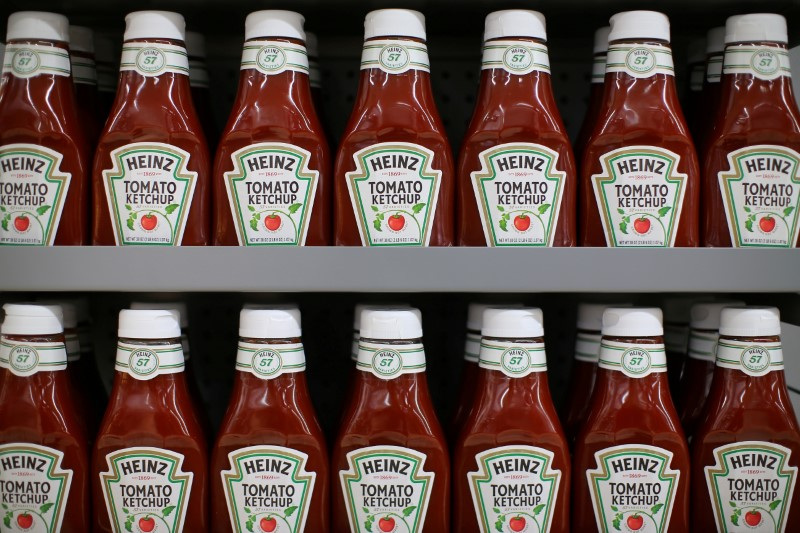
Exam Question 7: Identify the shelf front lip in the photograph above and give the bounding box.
[0,247,798,293]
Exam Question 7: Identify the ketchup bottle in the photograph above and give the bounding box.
[0,12,89,246]
[453,307,570,532]
[579,11,700,247]
[0,304,90,529]
[572,307,690,532]
[574,26,610,168]
[0,42,6,100]
[95,33,118,118]
[186,30,217,152]
[334,9,454,246]
[703,14,800,248]
[211,307,329,531]
[663,295,698,395]
[692,306,800,531]
[458,10,576,247]
[333,308,449,531]
[213,10,330,247]
[563,302,629,445]
[93,11,210,246]
[69,25,102,146]
[695,26,725,154]
[93,309,208,531]
[676,301,743,440]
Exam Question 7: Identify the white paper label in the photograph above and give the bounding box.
[3,44,70,79]
[481,41,550,75]
[102,142,198,245]
[715,340,784,377]
[724,45,791,81]
[114,341,185,380]
[224,143,319,246]
[356,341,426,379]
[687,329,718,362]
[606,44,675,78]
[240,40,309,76]
[471,143,566,246]
[592,53,607,83]
[707,54,723,83]
[119,42,189,77]
[598,341,667,378]
[0,144,72,246]
[591,146,688,247]
[0,338,67,376]
[587,445,680,533]
[705,441,797,533]
[478,340,547,377]
[0,443,73,532]
[360,39,430,74]
[100,447,193,533]
[340,446,434,533]
[469,445,562,533]
[71,54,97,85]
[221,445,316,533]
[346,142,442,246]
[235,341,306,379]
[464,330,481,364]
[574,332,602,363]
[718,145,800,247]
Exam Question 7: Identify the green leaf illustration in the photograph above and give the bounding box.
[165,203,180,215]
[652,503,664,514]
[497,206,505,212]
[363,507,370,514]
[371,205,379,212]
[250,218,258,231]
[3,513,10,528]
[657,206,671,218]
[126,217,135,231]
[784,206,795,217]
[412,203,426,215]
[288,203,302,214]
[285,505,298,517]
[377,213,384,220]
[731,513,739,526]
[611,506,618,512]
[373,217,382,231]
[125,204,132,211]
[612,514,622,531]
[499,218,508,232]
[493,507,500,514]
[619,221,628,234]
[729,501,737,508]
[533,503,545,515]
[244,507,252,514]
[1,218,8,231]
[0,505,5,510]
[125,514,135,532]
[36,204,51,216]
[744,206,751,213]
[162,505,176,517]
[248,205,255,212]
[538,203,551,214]
[364,519,373,532]
[403,506,417,517]
[770,499,782,511]
[40,502,54,513]
[0,206,4,212]
[246,516,255,532]
[618,208,625,214]
[495,518,504,532]
[745,217,754,232]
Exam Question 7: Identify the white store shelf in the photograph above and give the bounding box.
[1,247,798,293]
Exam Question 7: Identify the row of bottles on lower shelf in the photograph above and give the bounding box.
[3,8,800,249]
[1,299,797,531]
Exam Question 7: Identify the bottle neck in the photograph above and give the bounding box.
[1,39,78,114]
[719,41,797,111]
[233,335,308,392]
[353,336,431,399]
[111,336,186,386]
[594,335,672,395]
[710,335,787,396]
[0,332,71,399]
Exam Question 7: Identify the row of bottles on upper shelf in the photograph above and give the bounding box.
[1,299,798,531]
[1,8,799,249]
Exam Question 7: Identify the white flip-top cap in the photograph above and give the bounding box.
[353,303,409,330]
[131,301,188,329]
[306,31,319,57]
[124,11,185,42]
[690,301,746,330]
[483,10,546,42]
[467,302,522,331]
[594,26,611,54]
[7,12,69,42]
[69,26,94,53]
[706,26,726,54]
[360,307,423,340]
[37,301,77,329]
[482,307,544,338]
[185,30,205,58]
[726,14,787,45]
[239,307,302,338]
[602,307,664,337]
[720,306,781,337]
[364,9,426,40]
[577,302,632,331]
[1,304,63,335]
[245,10,305,41]
[118,309,181,339]
[608,11,670,43]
